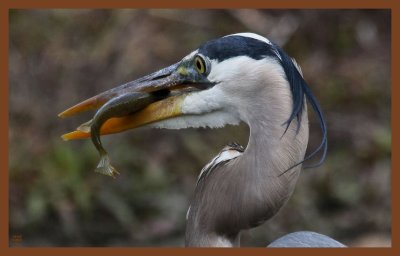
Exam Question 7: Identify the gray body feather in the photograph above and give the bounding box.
[268,231,346,247]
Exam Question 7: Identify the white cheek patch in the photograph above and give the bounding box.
[206,57,249,83]
[181,86,225,114]
[206,55,275,84]
[148,111,240,130]
[147,81,241,130]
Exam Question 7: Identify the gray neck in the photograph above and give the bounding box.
[185,71,309,247]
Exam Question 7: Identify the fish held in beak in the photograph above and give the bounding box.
[76,91,159,178]
[59,60,213,141]
[59,58,214,177]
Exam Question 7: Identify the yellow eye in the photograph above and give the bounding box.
[194,56,206,74]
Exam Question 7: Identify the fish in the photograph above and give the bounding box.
[77,91,161,178]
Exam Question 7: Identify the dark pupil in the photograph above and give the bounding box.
[196,59,202,70]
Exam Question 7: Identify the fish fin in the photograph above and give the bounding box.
[95,154,120,178]
[77,119,93,133]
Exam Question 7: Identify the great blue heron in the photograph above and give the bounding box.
[60,33,345,247]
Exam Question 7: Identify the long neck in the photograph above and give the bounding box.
[185,65,309,247]
[240,103,309,216]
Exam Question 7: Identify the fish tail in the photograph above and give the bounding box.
[77,119,93,133]
[95,154,120,178]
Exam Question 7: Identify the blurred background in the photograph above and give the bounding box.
[9,9,391,247]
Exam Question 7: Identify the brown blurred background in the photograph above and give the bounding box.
[9,9,391,247]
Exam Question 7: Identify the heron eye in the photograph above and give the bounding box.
[194,56,206,74]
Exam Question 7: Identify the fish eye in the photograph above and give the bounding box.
[194,55,206,74]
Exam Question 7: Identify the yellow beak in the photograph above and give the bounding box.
[60,94,186,141]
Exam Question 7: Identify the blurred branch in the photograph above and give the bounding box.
[227,10,299,45]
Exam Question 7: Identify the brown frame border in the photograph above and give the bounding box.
[1,1,398,256]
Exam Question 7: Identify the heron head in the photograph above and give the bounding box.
[59,32,326,166]
[60,33,291,133]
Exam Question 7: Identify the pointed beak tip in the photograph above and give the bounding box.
[58,107,77,119]
[61,130,90,141]
[61,134,70,141]
[58,112,66,118]
[58,94,109,119]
